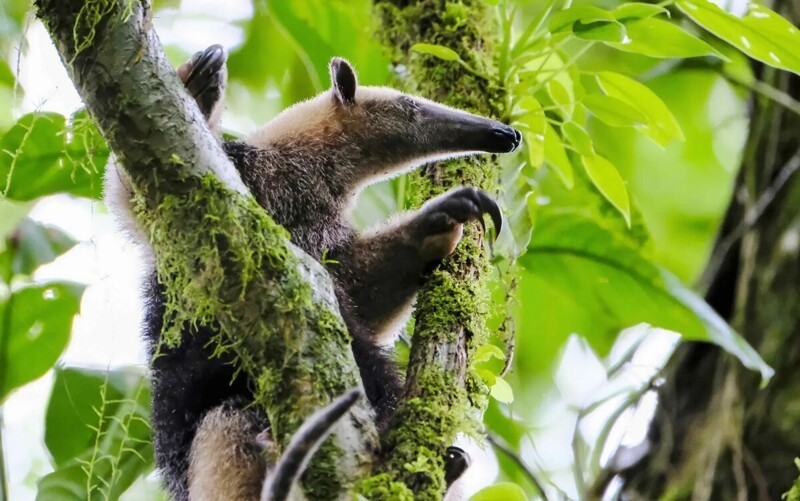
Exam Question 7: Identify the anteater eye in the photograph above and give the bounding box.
[402,96,419,110]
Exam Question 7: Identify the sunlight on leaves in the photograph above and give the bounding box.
[677,0,800,75]
[595,71,684,147]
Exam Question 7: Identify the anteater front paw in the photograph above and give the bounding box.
[413,187,502,262]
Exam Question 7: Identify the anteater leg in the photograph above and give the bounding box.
[176,44,227,132]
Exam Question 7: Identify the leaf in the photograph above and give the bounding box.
[610,18,723,59]
[268,1,337,89]
[473,344,506,364]
[516,97,546,169]
[497,180,537,258]
[0,282,84,403]
[39,367,153,500]
[562,121,594,156]
[477,368,496,387]
[471,482,528,501]
[0,199,32,241]
[2,218,77,277]
[546,79,573,118]
[411,43,462,62]
[595,71,684,147]
[613,3,669,20]
[0,112,107,201]
[677,0,800,75]
[519,213,773,382]
[574,20,627,43]
[549,5,616,32]
[543,122,574,188]
[582,154,631,227]
[582,94,648,128]
[490,376,515,403]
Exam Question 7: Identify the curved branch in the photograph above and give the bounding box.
[34,0,378,497]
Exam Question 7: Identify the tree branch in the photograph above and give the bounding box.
[364,0,505,497]
[34,0,378,497]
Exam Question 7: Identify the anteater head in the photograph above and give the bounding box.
[249,58,521,187]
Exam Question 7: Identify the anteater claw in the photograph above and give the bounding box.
[184,44,226,98]
[475,189,502,240]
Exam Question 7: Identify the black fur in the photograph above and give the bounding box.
[145,141,403,500]
[137,50,516,500]
[144,274,257,500]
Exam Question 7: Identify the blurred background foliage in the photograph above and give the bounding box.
[0,0,797,499]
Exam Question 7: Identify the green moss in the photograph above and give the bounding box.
[72,0,135,57]
[132,174,358,497]
[364,0,504,497]
[359,474,415,500]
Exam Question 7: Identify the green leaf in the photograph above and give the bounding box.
[574,20,627,43]
[549,5,616,32]
[613,3,669,20]
[473,344,506,364]
[411,43,462,62]
[546,79,573,118]
[519,213,773,382]
[516,97,546,169]
[581,154,631,227]
[582,94,648,128]
[595,71,684,147]
[562,121,594,156]
[677,0,800,75]
[39,366,153,500]
[477,368,496,387]
[0,200,32,241]
[609,18,723,59]
[490,376,515,403]
[471,482,528,501]
[543,122,574,188]
[0,112,107,201]
[2,218,77,277]
[0,282,84,403]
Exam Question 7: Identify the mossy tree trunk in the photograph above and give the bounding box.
[33,0,378,498]
[621,0,800,498]
[365,1,506,498]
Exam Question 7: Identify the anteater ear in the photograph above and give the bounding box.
[330,58,357,105]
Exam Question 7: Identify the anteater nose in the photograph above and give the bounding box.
[491,124,522,152]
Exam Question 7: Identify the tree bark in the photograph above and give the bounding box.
[621,1,800,498]
[364,1,505,498]
[33,0,378,497]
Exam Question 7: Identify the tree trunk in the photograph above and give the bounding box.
[621,1,800,498]
[33,1,378,497]
[361,1,506,498]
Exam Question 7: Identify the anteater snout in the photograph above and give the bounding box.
[490,124,522,153]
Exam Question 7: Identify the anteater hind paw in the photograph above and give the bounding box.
[176,44,227,126]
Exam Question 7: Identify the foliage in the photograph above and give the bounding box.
[1,0,799,499]
[37,367,152,500]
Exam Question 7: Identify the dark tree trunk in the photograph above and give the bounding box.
[621,1,800,499]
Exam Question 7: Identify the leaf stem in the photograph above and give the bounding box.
[487,432,550,500]
[530,41,594,96]
[723,71,800,117]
